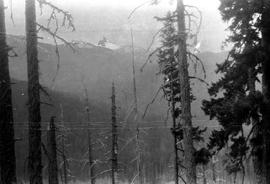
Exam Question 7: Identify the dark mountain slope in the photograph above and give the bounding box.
[7,35,227,123]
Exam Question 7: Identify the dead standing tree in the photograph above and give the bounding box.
[81,79,96,184]
[111,82,118,184]
[130,27,143,184]
[25,0,74,183]
[58,104,69,184]
[176,0,197,183]
[47,117,59,184]
[0,0,17,183]
[25,1,43,183]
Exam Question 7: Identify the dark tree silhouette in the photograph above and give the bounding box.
[25,0,43,183]
[202,0,270,183]
[111,82,118,184]
[176,1,197,182]
[0,0,17,183]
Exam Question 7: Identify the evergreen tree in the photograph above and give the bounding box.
[202,0,270,183]
[156,9,210,184]
[261,1,270,183]
[157,11,181,184]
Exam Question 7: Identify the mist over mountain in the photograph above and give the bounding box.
[7,35,227,124]
[6,5,227,52]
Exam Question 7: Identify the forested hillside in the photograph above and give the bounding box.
[2,0,269,184]
[7,35,227,121]
[8,36,226,182]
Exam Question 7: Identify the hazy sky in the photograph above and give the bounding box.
[4,0,225,52]
[60,0,219,9]
[69,0,220,10]
[5,0,220,12]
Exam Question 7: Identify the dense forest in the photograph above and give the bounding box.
[1,0,270,184]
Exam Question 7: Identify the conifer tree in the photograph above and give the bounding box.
[156,9,209,184]
[156,12,181,184]
[202,0,270,183]
[261,1,270,183]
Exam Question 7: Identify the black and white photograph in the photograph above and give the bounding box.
[0,0,270,183]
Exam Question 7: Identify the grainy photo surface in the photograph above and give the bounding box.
[0,0,269,184]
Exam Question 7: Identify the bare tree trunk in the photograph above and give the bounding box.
[47,117,59,184]
[0,0,17,183]
[59,105,68,184]
[60,104,68,184]
[136,127,143,184]
[25,0,43,183]
[130,28,143,184]
[87,129,95,184]
[176,0,197,183]
[111,82,118,184]
[82,83,96,184]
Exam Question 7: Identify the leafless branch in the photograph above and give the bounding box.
[36,23,75,52]
[9,0,15,25]
[145,28,163,53]
[178,173,187,184]
[189,76,209,86]
[130,172,139,184]
[142,87,162,119]
[140,47,161,72]
[187,51,206,79]
[36,0,75,31]
[128,0,152,19]
[91,169,112,179]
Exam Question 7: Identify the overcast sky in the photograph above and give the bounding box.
[57,0,220,10]
[4,0,225,52]
[5,0,220,12]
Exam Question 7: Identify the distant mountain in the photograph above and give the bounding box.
[8,35,227,124]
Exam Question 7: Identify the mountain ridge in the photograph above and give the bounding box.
[7,34,227,123]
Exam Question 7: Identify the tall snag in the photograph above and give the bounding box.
[59,104,68,184]
[0,0,17,183]
[130,28,143,184]
[47,117,59,184]
[25,0,42,183]
[176,0,196,183]
[111,82,118,184]
[82,83,95,184]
